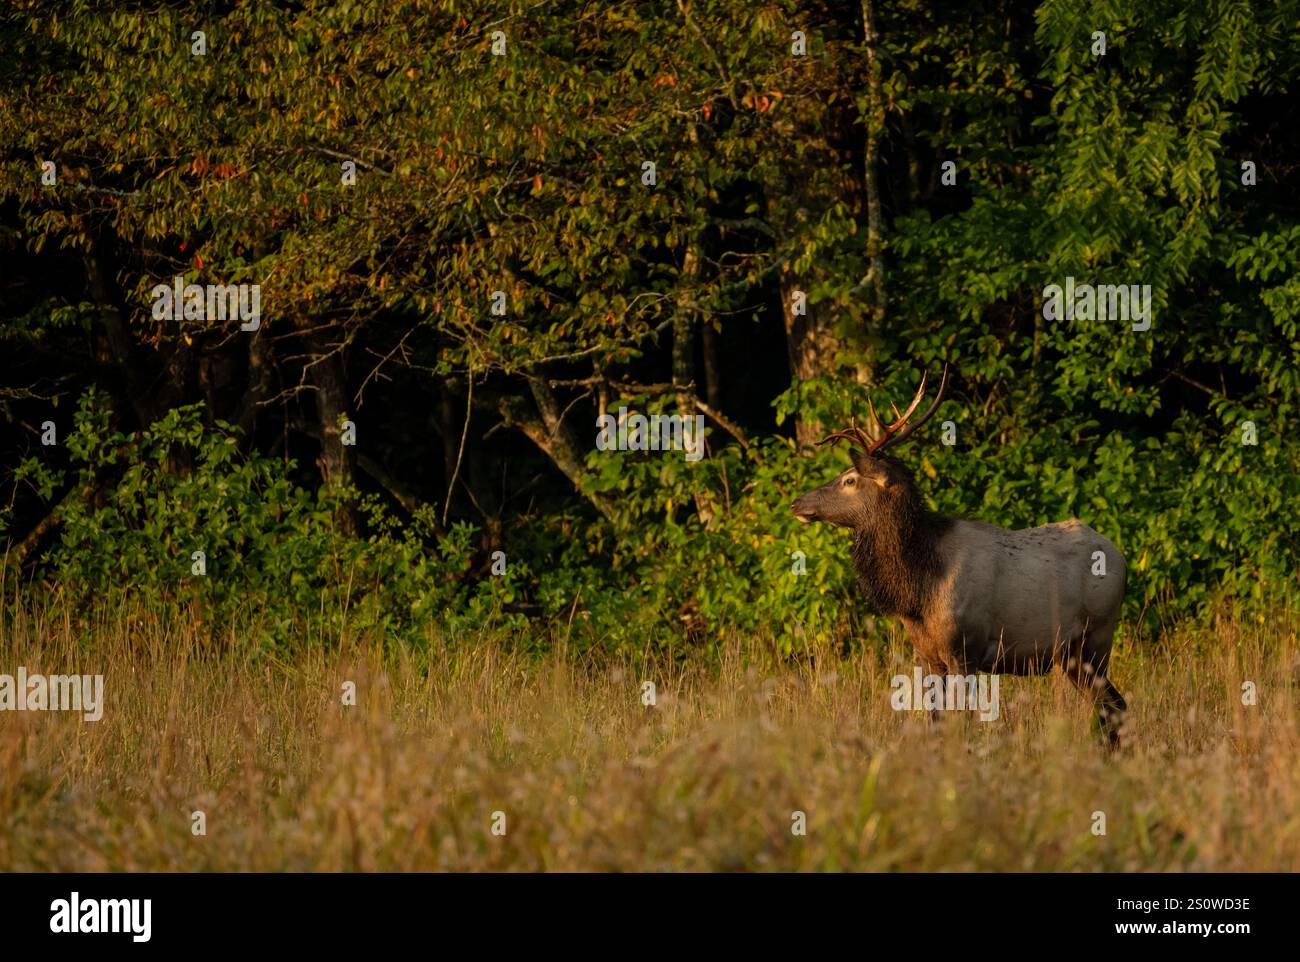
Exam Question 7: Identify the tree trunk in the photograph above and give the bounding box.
[236,330,274,447]
[84,245,155,429]
[701,321,723,410]
[776,268,848,448]
[673,245,713,523]
[763,3,889,446]
[304,335,356,535]
[765,127,867,444]
[859,0,887,333]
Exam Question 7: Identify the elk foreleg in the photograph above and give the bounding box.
[920,655,948,725]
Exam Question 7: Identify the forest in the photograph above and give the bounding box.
[2,0,1298,654]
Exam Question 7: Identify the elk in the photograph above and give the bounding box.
[790,367,1128,745]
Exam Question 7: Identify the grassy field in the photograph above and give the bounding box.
[2,595,1298,871]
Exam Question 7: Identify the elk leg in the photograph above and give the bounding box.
[1096,678,1128,747]
[921,656,947,725]
[1061,641,1126,748]
[1086,624,1127,748]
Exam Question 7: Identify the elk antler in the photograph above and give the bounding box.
[814,418,878,452]
[815,365,949,456]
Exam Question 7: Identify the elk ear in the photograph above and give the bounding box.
[850,450,894,487]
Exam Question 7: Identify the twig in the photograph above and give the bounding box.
[443,372,473,528]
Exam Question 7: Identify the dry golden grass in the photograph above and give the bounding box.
[1,595,1298,871]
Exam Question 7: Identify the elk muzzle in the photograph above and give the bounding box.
[790,492,820,524]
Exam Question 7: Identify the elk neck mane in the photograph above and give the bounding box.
[850,461,953,620]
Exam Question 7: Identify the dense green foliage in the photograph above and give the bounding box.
[16,391,515,646]
[1,1,1297,652]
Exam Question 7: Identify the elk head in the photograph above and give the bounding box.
[790,366,948,529]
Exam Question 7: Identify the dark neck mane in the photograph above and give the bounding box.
[851,477,952,620]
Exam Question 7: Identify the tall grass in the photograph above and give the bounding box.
[1,592,1297,871]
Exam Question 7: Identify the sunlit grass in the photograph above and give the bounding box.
[1,592,1297,871]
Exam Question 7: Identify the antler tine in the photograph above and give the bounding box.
[814,430,851,448]
[875,364,949,454]
[859,399,891,454]
[816,416,878,451]
[892,369,929,427]
[866,398,886,438]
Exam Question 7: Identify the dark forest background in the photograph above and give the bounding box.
[1,0,1297,653]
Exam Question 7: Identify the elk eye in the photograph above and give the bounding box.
[843,477,856,487]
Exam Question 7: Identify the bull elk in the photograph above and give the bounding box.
[790,367,1128,745]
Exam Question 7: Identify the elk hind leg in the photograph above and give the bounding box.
[1062,629,1127,748]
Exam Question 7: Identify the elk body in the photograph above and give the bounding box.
[790,369,1128,744]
